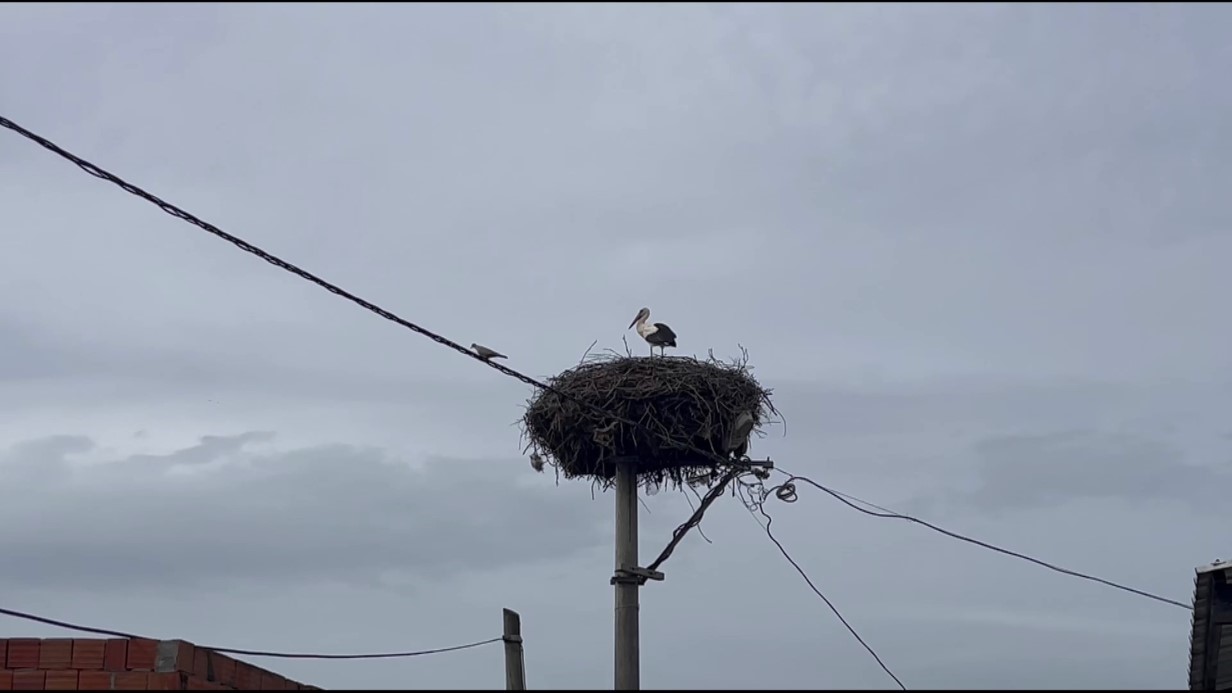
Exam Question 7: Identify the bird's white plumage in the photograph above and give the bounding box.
[726,410,756,458]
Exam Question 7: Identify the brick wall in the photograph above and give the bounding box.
[0,638,319,690]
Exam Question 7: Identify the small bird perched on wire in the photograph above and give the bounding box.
[471,343,507,361]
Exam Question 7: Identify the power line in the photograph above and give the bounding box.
[681,486,715,545]
[0,113,745,477]
[1,114,1188,679]
[0,606,140,640]
[0,116,542,392]
[0,112,794,684]
[0,606,501,660]
[753,503,907,690]
[205,640,502,661]
[769,472,1191,611]
[1,116,785,597]
[645,469,739,574]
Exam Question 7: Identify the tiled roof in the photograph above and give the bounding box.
[0,637,320,690]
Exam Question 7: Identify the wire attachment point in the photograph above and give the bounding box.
[775,482,798,503]
[610,567,665,586]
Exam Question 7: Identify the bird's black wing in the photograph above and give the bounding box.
[653,323,677,343]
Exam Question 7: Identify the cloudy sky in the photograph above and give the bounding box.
[1,2,1229,689]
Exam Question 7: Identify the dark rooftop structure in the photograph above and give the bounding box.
[1189,559,1232,691]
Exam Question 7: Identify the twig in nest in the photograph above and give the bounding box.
[579,339,598,366]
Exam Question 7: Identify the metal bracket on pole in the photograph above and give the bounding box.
[686,457,775,486]
[731,456,774,470]
[610,567,665,586]
[730,456,774,480]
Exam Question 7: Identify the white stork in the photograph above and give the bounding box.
[628,307,677,357]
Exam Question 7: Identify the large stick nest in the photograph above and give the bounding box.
[521,349,780,491]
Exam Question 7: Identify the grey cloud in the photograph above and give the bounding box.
[912,429,1229,516]
[764,377,1224,467]
[0,314,532,412]
[122,431,275,468]
[0,319,110,383]
[0,432,607,591]
[1,435,93,480]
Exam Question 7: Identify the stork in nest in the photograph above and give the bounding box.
[628,307,677,357]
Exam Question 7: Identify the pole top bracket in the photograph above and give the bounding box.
[730,456,774,479]
[687,457,775,485]
[610,566,665,586]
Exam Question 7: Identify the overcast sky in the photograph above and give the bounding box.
[1,2,1229,689]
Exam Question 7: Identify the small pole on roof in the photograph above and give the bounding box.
[502,608,526,691]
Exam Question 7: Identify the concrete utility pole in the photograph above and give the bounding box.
[608,455,771,690]
[613,460,641,690]
[610,457,666,691]
[503,608,526,691]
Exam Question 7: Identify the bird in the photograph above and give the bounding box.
[628,307,677,356]
[471,343,507,361]
[725,410,756,459]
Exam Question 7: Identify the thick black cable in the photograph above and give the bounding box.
[6,115,1184,665]
[0,606,141,640]
[1,113,784,642]
[754,504,907,690]
[645,469,739,574]
[0,606,501,660]
[0,114,1190,693]
[0,116,547,392]
[204,639,502,660]
[772,473,1191,611]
